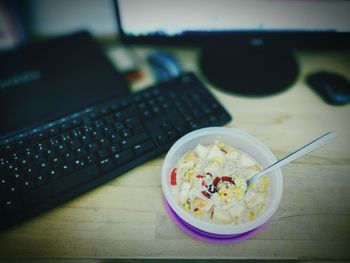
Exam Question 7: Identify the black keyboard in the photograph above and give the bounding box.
[0,73,232,228]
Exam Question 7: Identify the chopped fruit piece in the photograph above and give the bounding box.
[195,144,209,159]
[170,168,177,185]
[221,176,234,184]
[249,211,255,221]
[193,197,207,208]
[213,177,221,185]
[201,191,211,199]
[182,203,190,211]
[194,209,202,217]
[183,151,198,162]
[184,168,194,182]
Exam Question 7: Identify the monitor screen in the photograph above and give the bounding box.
[116,0,350,48]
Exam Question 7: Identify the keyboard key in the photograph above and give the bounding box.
[113,149,133,165]
[74,159,88,170]
[56,143,68,155]
[60,122,71,131]
[23,166,39,179]
[48,126,59,136]
[62,163,75,175]
[120,133,149,149]
[39,161,50,174]
[76,147,87,158]
[1,196,22,215]
[155,133,167,144]
[120,128,132,138]
[36,131,49,141]
[125,117,144,134]
[86,153,98,164]
[109,133,120,144]
[97,149,110,160]
[99,158,114,172]
[109,145,120,154]
[133,141,156,156]
[68,138,81,150]
[114,108,138,121]
[16,139,28,148]
[98,138,110,148]
[48,168,61,180]
[165,129,177,140]
[36,174,48,186]
[22,180,35,192]
[71,118,83,127]
[87,143,99,153]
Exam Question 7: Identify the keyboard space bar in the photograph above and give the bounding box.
[23,165,100,206]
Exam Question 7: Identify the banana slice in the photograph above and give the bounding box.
[195,144,209,159]
[207,145,225,164]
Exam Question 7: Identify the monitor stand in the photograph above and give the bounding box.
[199,47,299,96]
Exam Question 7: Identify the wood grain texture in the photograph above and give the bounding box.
[0,47,349,260]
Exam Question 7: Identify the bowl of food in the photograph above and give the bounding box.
[161,127,283,241]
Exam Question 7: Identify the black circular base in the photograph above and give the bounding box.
[199,47,299,97]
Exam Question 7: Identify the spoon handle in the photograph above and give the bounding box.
[247,131,336,186]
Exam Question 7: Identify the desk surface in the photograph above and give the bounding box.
[0,47,350,260]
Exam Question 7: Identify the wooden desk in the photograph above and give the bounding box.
[0,47,349,260]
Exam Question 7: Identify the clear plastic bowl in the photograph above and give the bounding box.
[161,127,283,235]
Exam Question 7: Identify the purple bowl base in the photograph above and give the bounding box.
[163,195,268,244]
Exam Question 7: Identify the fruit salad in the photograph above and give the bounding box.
[170,141,269,225]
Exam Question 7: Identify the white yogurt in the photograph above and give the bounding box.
[170,140,270,225]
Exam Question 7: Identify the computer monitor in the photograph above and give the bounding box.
[115,0,350,96]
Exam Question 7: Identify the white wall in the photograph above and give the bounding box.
[28,0,117,37]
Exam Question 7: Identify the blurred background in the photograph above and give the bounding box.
[0,0,117,50]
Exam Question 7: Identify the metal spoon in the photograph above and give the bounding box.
[246,131,337,188]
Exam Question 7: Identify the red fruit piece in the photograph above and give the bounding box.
[213,177,221,185]
[170,168,177,185]
[201,191,211,199]
[222,176,234,184]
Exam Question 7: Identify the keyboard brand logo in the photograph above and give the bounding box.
[0,70,42,90]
